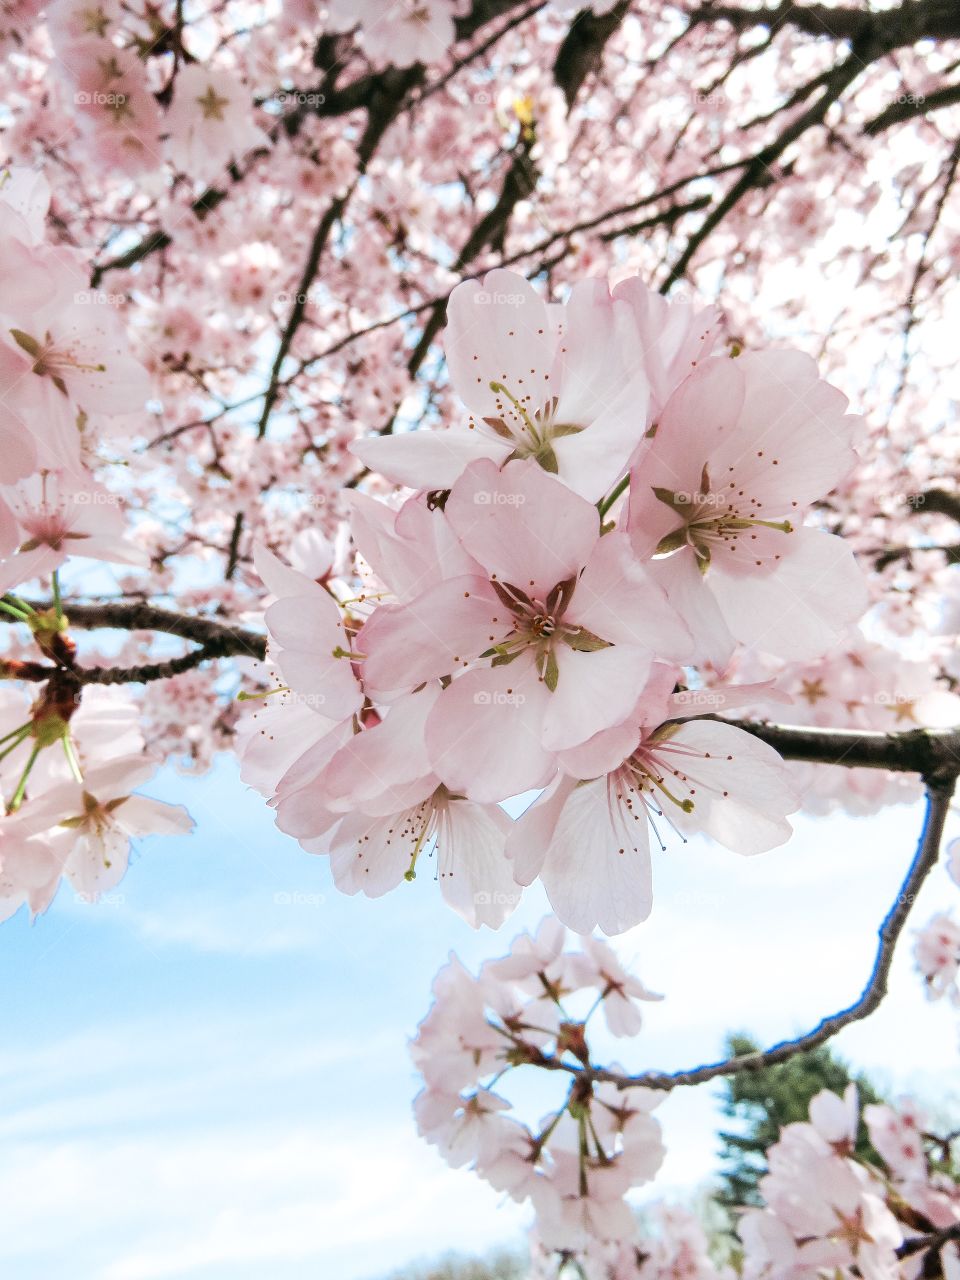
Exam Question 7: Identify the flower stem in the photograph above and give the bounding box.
[7,740,42,812]
[597,473,629,520]
[0,725,31,767]
[0,599,30,622]
[62,732,84,783]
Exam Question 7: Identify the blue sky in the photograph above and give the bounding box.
[0,759,958,1280]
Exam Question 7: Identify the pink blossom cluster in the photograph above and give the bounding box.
[412,933,960,1280]
[739,1087,960,1279]
[0,166,149,585]
[0,0,952,815]
[242,267,868,932]
[0,686,191,918]
[411,918,667,1253]
[45,0,264,180]
[0,163,193,906]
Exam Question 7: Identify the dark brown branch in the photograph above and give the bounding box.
[864,78,960,134]
[915,487,960,523]
[0,601,267,686]
[691,0,960,47]
[225,511,245,579]
[525,775,956,1092]
[78,645,244,686]
[875,541,960,570]
[553,0,631,108]
[874,485,960,567]
[16,601,267,661]
[725,718,960,781]
[4,599,960,763]
[897,1220,960,1259]
[91,186,230,287]
[598,193,712,239]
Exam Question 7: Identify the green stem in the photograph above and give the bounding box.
[0,725,31,767]
[597,473,630,520]
[51,571,63,621]
[0,719,31,750]
[0,599,30,622]
[8,741,42,812]
[5,594,35,616]
[62,733,83,784]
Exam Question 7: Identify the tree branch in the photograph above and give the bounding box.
[725,718,960,781]
[690,0,960,47]
[864,78,960,134]
[553,0,631,108]
[526,775,956,1091]
[897,1219,960,1259]
[14,601,267,661]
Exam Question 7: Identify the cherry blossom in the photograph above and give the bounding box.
[739,1090,903,1280]
[913,913,960,1004]
[359,457,691,797]
[0,470,148,592]
[253,544,363,723]
[325,0,457,68]
[0,688,192,916]
[165,65,267,184]
[0,279,151,473]
[352,268,658,502]
[509,664,799,934]
[628,351,868,666]
[14,757,193,899]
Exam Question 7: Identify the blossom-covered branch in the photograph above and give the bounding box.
[512,776,955,1093]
